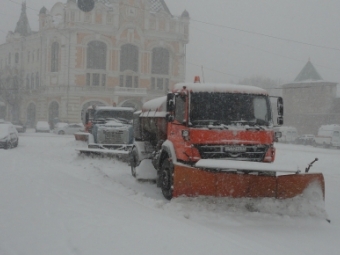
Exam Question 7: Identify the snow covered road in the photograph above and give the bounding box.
[0,132,339,255]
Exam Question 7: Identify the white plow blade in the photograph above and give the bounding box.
[76,148,130,155]
[195,159,300,174]
[136,159,157,181]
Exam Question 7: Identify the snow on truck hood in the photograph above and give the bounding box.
[173,83,269,95]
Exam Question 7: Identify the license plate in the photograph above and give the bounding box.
[224,146,247,153]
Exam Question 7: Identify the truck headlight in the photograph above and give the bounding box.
[182,130,190,141]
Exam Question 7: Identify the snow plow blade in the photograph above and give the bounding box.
[172,162,325,199]
[74,132,89,142]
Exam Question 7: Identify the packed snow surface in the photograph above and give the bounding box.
[1,131,340,254]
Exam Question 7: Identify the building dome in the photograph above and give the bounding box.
[181,10,190,18]
[39,6,47,15]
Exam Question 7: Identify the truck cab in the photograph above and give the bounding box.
[91,107,135,144]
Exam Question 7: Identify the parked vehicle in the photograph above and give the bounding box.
[11,121,26,133]
[35,121,50,133]
[295,134,315,145]
[273,126,298,143]
[130,78,324,201]
[314,125,340,148]
[77,106,135,156]
[54,123,84,135]
[0,123,19,149]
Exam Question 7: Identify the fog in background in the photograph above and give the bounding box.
[1,0,340,85]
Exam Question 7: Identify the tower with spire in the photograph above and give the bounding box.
[282,60,339,135]
[14,2,32,37]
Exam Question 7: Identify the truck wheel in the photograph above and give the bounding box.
[160,158,173,200]
[130,149,138,178]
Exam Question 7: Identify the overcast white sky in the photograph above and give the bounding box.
[1,0,340,85]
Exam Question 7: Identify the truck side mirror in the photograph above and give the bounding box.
[166,113,174,123]
[277,97,284,116]
[167,93,175,112]
[277,116,284,125]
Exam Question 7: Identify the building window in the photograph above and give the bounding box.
[151,77,169,91]
[31,73,34,89]
[70,11,75,22]
[86,73,106,87]
[107,12,113,24]
[87,41,107,70]
[120,44,139,88]
[36,72,39,87]
[26,74,30,89]
[51,42,59,72]
[15,53,19,64]
[151,47,170,91]
[119,74,138,88]
[84,12,91,23]
[120,44,138,72]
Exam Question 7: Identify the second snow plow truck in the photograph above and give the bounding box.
[130,79,325,200]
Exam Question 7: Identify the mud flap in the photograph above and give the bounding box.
[172,164,325,199]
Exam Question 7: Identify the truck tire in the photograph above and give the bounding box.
[160,158,173,200]
[130,148,139,178]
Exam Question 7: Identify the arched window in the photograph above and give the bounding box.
[31,73,34,89]
[36,72,39,87]
[151,47,170,91]
[120,44,139,88]
[51,42,59,72]
[86,41,107,87]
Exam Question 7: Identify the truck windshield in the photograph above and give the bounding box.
[95,110,133,122]
[190,92,272,127]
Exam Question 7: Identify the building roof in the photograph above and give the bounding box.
[294,60,323,82]
[97,0,171,15]
[148,0,171,15]
[14,2,32,37]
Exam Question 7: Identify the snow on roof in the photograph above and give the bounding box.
[173,83,269,95]
[141,96,167,117]
[96,107,135,111]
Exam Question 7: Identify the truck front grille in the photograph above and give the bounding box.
[196,144,269,162]
[104,130,127,144]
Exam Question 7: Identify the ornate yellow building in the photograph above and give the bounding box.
[0,0,189,125]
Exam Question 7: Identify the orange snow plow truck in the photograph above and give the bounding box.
[130,79,325,200]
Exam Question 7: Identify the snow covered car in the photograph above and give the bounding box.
[54,123,84,135]
[295,134,315,145]
[0,123,19,149]
[12,121,26,133]
[35,121,50,133]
